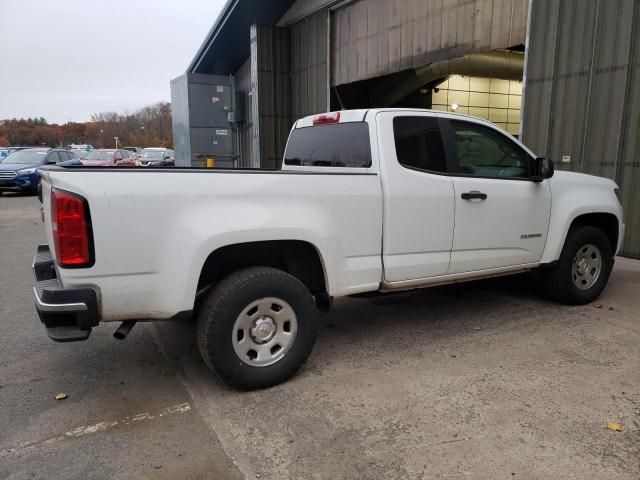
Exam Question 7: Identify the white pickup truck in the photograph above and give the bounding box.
[33,109,624,388]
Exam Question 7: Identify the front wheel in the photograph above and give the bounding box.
[543,226,614,305]
[196,267,318,389]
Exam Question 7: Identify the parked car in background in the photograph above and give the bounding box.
[0,149,8,160]
[68,144,94,151]
[124,146,143,156]
[7,146,41,155]
[70,149,92,160]
[0,148,80,195]
[139,147,174,167]
[81,149,140,167]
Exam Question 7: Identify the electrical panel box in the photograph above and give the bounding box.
[170,73,237,168]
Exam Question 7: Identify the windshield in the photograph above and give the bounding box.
[1,150,47,164]
[85,150,114,161]
[8,147,30,154]
[72,150,90,159]
[141,150,164,159]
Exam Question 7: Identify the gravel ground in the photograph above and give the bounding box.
[1,193,638,479]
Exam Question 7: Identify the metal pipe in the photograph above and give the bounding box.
[113,320,136,340]
[375,50,525,107]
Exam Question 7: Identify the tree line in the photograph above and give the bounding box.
[0,102,172,149]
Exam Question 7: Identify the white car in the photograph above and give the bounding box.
[33,109,624,388]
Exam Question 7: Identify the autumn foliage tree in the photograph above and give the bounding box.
[0,102,172,149]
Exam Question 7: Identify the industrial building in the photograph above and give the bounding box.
[171,0,639,258]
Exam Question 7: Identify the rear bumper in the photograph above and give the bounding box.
[32,244,100,342]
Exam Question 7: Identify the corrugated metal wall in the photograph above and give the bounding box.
[330,0,528,86]
[169,74,191,166]
[240,14,329,169]
[251,24,292,169]
[291,12,329,120]
[235,57,256,168]
[278,0,337,25]
[522,0,640,258]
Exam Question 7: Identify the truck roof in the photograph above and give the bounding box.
[295,108,496,129]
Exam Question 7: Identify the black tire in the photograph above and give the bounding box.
[196,267,318,389]
[543,226,614,305]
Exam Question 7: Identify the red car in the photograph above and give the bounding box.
[81,149,141,167]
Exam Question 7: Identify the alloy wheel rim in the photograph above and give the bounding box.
[232,297,298,367]
[572,244,602,291]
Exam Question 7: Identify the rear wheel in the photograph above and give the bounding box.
[543,226,614,305]
[196,267,318,389]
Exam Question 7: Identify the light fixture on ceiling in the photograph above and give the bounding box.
[451,103,459,111]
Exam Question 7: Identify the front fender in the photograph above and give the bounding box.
[540,174,623,263]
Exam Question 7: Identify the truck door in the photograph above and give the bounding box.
[377,112,455,282]
[441,117,552,274]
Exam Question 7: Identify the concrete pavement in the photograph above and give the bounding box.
[1,194,638,479]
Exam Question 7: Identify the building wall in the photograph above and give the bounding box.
[169,74,191,166]
[522,0,640,257]
[234,57,256,168]
[278,0,338,25]
[250,24,292,169]
[242,14,329,169]
[432,75,523,135]
[330,0,528,86]
[291,12,329,120]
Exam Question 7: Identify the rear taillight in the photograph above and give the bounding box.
[51,188,94,267]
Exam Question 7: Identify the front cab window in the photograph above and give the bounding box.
[450,120,530,179]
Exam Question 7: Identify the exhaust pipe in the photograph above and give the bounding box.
[113,321,137,340]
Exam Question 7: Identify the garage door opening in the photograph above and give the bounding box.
[331,48,525,137]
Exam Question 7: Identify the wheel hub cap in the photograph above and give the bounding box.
[572,244,602,291]
[232,297,298,367]
[251,317,276,343]
[576,258,589,275]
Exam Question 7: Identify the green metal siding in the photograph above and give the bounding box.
[330,0,528,87]
[522,0,640,258]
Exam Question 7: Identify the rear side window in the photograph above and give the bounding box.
[393,116,447,173]
[284,122,371,168]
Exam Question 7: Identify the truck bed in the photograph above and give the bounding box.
[39,165,383,322]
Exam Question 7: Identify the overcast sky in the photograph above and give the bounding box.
[0,0,225,124]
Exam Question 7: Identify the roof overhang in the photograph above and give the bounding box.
[188,0,297,75]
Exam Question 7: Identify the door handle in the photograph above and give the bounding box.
[461,191,487,200]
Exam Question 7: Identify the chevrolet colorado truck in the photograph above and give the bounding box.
[32,109,624,389]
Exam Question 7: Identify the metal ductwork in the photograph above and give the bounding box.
[374,50,525,107]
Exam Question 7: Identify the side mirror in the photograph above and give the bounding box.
[532,157,554,182]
